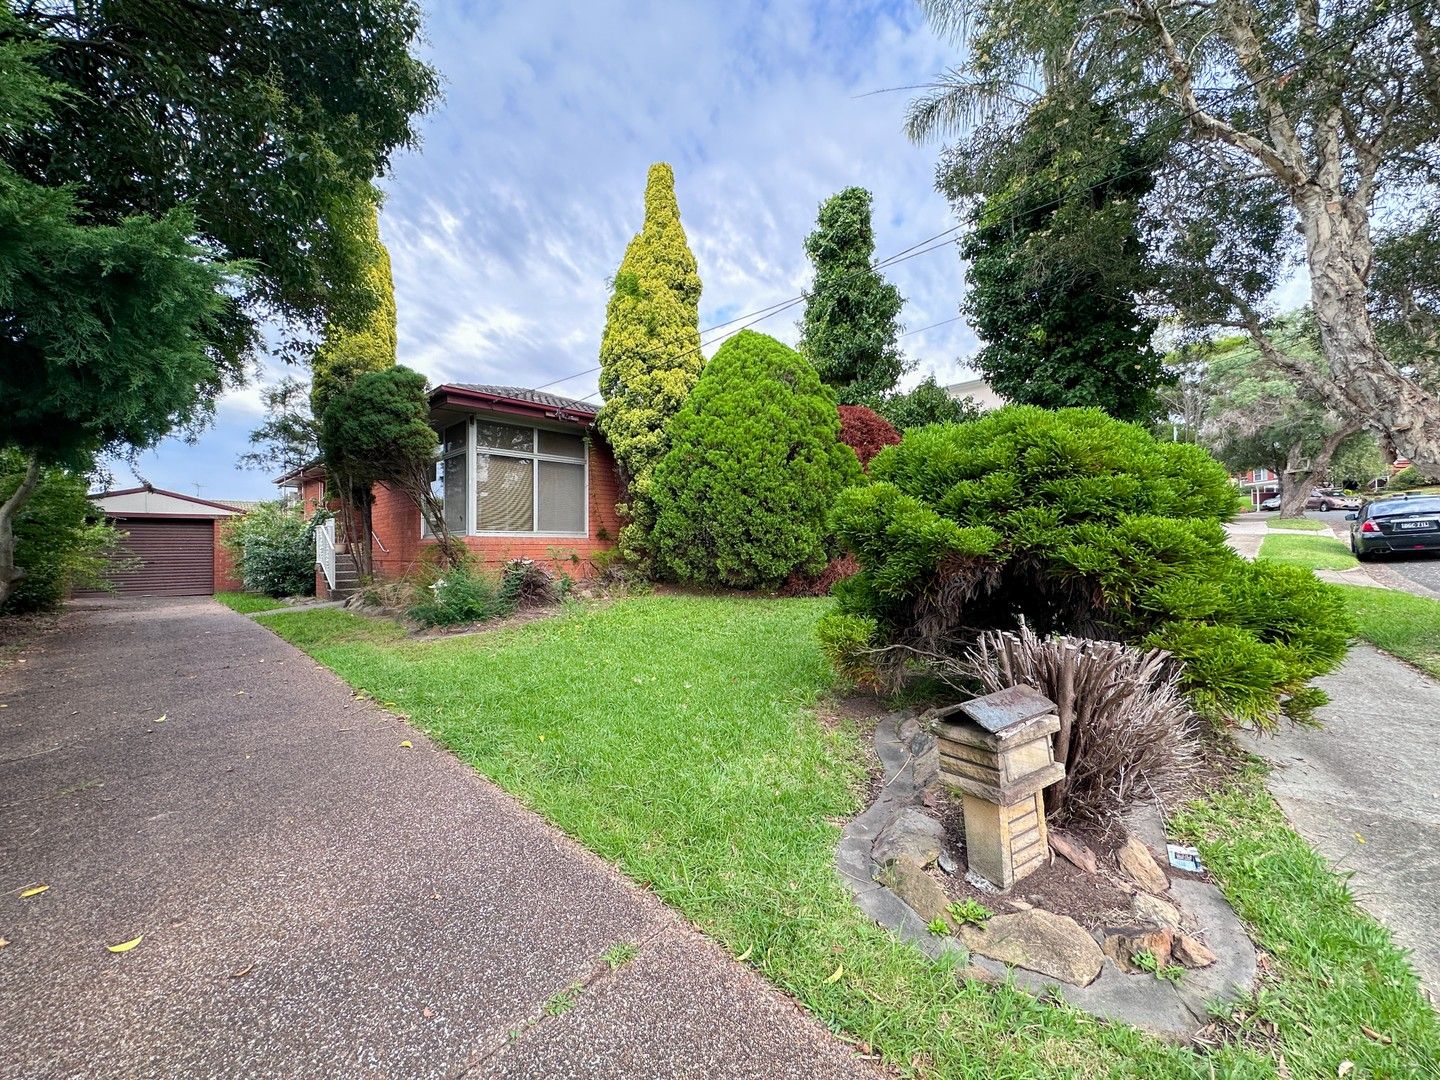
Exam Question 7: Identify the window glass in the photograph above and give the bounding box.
[1373,497,1440,517]
[442,456,467,532]
[476,453,534,531]
[443,421,468,456]
[537,429,585,459]
[537,461,585,532]
[474,420,534,453]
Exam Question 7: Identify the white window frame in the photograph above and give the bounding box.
[423,414,590,540]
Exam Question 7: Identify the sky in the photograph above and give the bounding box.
[125,0,978,502]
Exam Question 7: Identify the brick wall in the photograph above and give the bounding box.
[213,518,244,592]
[368,436,622,581]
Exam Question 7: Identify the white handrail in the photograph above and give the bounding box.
[317,518,337,591]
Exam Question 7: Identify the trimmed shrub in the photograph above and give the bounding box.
[777,553,860,598]
[223,502,318,598]
[1388,465,1434,491]
[649,330,863,588]
[875,376,981,431]
[821,406,1352,729]
[837,405,902,468]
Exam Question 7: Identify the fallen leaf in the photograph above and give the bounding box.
[824,964,844,985]
[1360,1025,1392,1045]
[18,884,49,898]
[107,935,143,953]
[153,714,167,724]
[399,740,412,749]
[0,937,9,948]
[736,944,753,962]
[1353,833,1365,844]
[229,962,254,978]
[422,1006,434,1018]
[538,734,545,742]
[1337,1062,1354,1078]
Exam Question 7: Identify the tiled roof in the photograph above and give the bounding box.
[449,384,597,414]
[217,499,267,511]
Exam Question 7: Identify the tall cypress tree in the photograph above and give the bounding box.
[953,98,1167,423]
[799,187,905,404]
[597,163,703,560]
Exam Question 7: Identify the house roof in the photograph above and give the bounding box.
[430,384,599,424]
[448,384,597,414]
[91,484,247,514]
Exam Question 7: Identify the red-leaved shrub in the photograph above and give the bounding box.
[837,405,902,467]
[778,553,860,597]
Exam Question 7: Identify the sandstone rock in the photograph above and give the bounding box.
[1132,892,1183,930]
[1102,926,1175,974]
[872,807,946,868]
[956,963,997,985]
[1117,834,1170,894]
[1173,933,1217,969]
[959,909,1104,986]
[879,854,952,925]
[1049,830,1099,875]
[936,846,958,874]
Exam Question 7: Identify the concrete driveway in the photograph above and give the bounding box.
[0,597,882,1079]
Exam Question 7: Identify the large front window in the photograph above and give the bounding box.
[428,417,588,537]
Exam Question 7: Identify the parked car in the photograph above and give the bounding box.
[1348,494,1440,560]
[1307,489,1362,511]
[1259,495,1282,511]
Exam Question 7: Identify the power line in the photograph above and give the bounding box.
[536,0,1416,402]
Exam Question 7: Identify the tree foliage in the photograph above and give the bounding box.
[0,450,123,614]
[222,502,318,598]
[946,96,1168,422]
[238,376,317,476]
[909,0,1440,469]
[821,407,1352,728]
[649,331,862,588]
[5,0,438,363]
[597,163,703,562]
[799,187,906,403]
[875,376,982,431]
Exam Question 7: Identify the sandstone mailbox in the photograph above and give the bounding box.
[931,685,1065,890]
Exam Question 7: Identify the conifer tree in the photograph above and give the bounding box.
[597,163,703,562]
[799,187,905,404]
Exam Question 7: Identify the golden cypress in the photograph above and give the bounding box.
[311,202,398,419]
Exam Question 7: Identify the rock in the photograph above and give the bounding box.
[878,854,952,925]
[1173,933,1217,969]
[1049,830,1100,875]
[1131,892,1183,930]
[872,807,946,868]
[1102,926,1175,974]
[1117,834,1170,894]
[956,962,997,985]
[959,909,1105,986]
[936,847,958,874]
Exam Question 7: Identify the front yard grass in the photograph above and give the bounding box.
[1266,517,1327,531]
[1258,533,1359,571]
[214,591,288,614]
[1334,585,1440,679]
[260,597,1440,1078]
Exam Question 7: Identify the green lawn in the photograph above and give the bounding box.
[1258,533,1359,571]
[1266,517,1327,531]
[1335,585,1440,679]
[260,597,1439,1078]
[214,591,288,614]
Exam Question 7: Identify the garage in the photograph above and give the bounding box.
[83,486,246,597]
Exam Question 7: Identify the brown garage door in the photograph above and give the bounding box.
[98,517,216,595]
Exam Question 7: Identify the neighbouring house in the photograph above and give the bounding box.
[83,486,247,596]
[278,384,622,599]
[945,376,1006,411]
[1235,467,1282,508]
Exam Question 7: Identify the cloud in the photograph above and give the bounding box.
[140,0,981,496]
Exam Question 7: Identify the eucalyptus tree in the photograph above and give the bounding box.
[908,0,1440,470]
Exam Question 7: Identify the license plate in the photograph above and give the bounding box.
[1397,520,1436,530]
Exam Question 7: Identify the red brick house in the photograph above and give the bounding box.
[279,384,621,598]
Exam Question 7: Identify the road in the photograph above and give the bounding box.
[1270,508,1440,595]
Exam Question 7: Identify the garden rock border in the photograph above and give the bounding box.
[838,712,1258,1040]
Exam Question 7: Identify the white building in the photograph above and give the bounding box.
[945,376,1006,412]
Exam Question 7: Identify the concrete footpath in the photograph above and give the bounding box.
[0,597,882,1079]
[1227,518,1440,997]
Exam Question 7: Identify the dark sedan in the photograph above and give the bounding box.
[1348,494,1440,560]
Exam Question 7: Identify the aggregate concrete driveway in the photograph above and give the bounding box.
[0,597,883,1080]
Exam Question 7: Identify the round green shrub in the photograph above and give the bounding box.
[649,330,863,588]
[822,406,1353,729]
[223,502,318,598]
